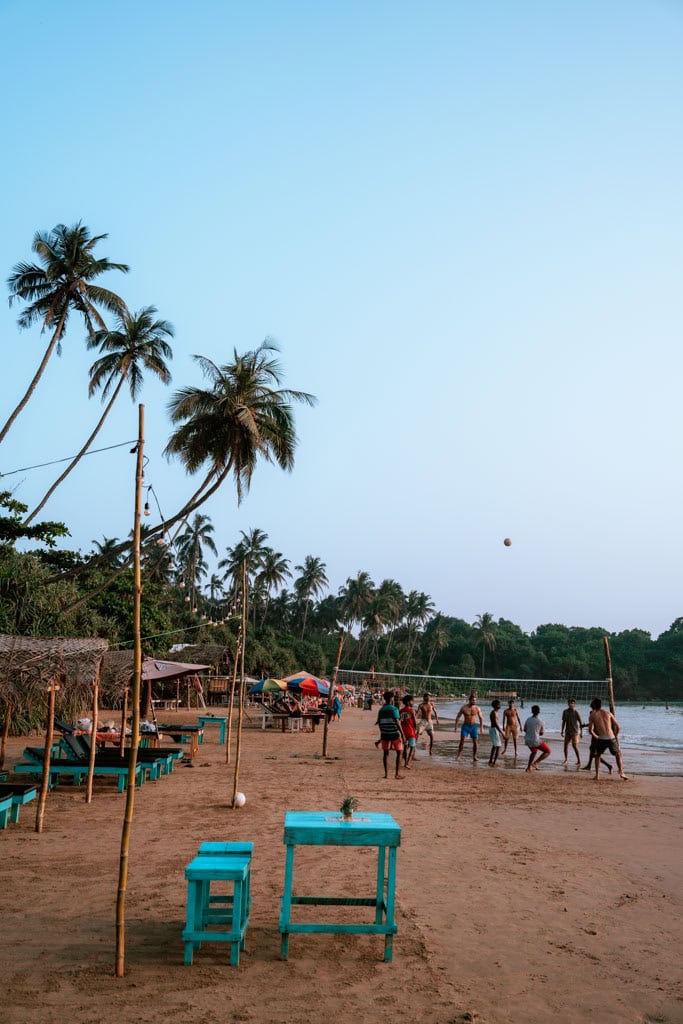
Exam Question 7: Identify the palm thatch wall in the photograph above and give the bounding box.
[0,634,108,732]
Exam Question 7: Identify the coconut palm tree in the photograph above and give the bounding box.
[473,612,497,677]
[176,514,217,611]
[2,222,129,445]
[164,340,316,516]
[90,536,125,569]
[339,571,375,629]
[402,590,436,670]
[24,307,173,524]
[257,548,292,625]
[293,555,328,638]
[425,615,450,674]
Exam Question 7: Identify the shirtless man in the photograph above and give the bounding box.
[588,698,628,780]
[416,693,439,755]
[561,698,584,767]
[502,698,523,756]
[455,694,484,762]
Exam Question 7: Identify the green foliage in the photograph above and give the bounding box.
[0,491,69,548]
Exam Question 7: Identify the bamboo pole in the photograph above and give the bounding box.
[1,700,11,769]
[603,636,616,715]
[322,629,345,758]
[85,674,100,803]
[36,679,59,833]
[225,628,242,764]
[119,690,128,756]
[115,403,144,978]
[231,562,247,807]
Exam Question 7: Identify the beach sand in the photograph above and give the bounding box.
[2,707,682,1024]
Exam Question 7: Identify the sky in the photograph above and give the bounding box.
[1,0,682,639]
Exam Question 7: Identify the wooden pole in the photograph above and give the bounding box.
[225,628,241,764]
[119,689,128,756]
[322,629,345,758]
[0,700,11,769]
[36,679,59,833]
[231,562,248,807]
[603,636,616,715]
[85,674,99,803]
[115,403,144,978]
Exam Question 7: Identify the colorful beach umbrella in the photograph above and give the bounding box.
[286,675,329,696]
[248,678,287,695]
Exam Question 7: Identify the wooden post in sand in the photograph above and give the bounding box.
[231,562,248,807]
[115,403,144,978]
[322,629,345,758]
[603,636,616,715]
[225,625,242,764]
[35,679,60,833]
[85,674,100,804]
[1,700,11,769]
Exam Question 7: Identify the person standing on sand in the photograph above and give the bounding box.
[488,699,505,767]
[502,698,523,756]
[588,698,628,780]
[416,693,439,754]
[561,698,584,767]
[399,694,418,768]
[455,694,484,762]
[376,690,405,779]
[523,705,551,772]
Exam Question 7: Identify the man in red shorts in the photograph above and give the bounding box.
[523,704,551,772]
[376,690,405,779]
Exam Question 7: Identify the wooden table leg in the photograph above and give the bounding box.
[280,844,295,959]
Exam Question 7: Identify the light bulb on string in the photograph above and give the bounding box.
[143,502,151,517]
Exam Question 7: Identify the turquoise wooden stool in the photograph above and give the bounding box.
[182,854,251,966]
[197,842,253,926]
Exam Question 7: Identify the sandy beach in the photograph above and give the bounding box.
[2,707,682,1024]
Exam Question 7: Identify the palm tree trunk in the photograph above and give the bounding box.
[55,464,234,612]
[24,377,125,524]
[0,315,66,446]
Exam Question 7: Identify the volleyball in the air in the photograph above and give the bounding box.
[503,538,512,547]
[234,792,246,808]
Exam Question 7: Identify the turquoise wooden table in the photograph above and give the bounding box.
[197,715,228,744]
[279,810,401,962]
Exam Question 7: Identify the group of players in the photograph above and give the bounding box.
[375,690,628,780]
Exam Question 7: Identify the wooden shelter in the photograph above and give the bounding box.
[0,634,108,829]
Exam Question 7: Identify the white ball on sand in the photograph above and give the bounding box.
[234,792,246,808]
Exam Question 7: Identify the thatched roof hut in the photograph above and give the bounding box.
[0,634,108,725]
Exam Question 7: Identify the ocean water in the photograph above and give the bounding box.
[435,700,683,776]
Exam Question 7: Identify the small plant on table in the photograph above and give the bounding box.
[340,795,358,821]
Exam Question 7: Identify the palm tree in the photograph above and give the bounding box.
[402,590,436,669]
[90,536,125,569]
[473,612,497,677]
[2,222,129,445]
[257,548,292,625]
[24,307,173,524]
[293,555,328,638]
[164,340,316,515]
[339,571,375,630]
[375,578,406,653]
[425,615,450,674]
[176,514,217,610]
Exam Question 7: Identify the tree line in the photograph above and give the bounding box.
[1,222,681,701]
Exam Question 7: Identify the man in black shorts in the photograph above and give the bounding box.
[587,698,628,781]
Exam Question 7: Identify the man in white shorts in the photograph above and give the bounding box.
[416,693,439,755]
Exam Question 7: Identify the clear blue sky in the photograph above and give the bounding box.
[1,1,682,638]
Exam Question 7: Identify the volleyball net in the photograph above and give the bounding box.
[335,668,609,704]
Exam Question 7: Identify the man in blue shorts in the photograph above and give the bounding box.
[454,693,484,762]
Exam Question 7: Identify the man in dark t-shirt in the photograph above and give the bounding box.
[376,690,405,779]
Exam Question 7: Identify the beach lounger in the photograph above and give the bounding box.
[0,783,37,826]
[15,753,145,792]
[0,793,14,829]
[60,734,183,777]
